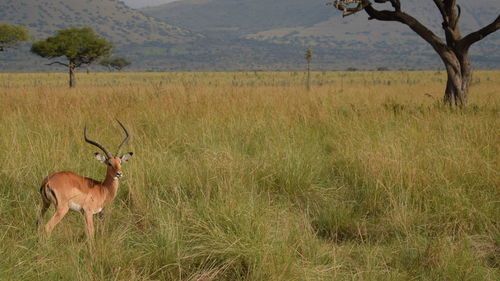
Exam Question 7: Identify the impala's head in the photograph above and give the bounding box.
[85,120,133,180]
[95,153,133,179]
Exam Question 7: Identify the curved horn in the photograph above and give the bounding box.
[84,125,112,159]
[115,119,131,156]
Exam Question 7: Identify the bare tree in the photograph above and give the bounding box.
[329,0,500,107]
[305,48,313,91]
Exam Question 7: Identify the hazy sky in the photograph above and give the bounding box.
[121,0,179,9]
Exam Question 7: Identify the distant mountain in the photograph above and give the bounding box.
[142,0,332,34]
[0,0,194,44]
[122,0,179,9]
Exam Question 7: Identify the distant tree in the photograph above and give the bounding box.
[305,48,313,91]
[99,57,132,71]
[31,27,113,88]
[377,66,389,71]
[329,0,500,107]
[0,24,30,52]
[346,67,358,71]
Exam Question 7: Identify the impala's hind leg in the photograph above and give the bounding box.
[44,206,69,236]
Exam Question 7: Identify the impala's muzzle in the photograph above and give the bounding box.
[115,172,123,179]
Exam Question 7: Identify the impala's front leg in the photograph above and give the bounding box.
[84,211,95,238]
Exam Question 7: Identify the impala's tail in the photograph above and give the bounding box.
[37,176,58,228]
[39,176,58,207]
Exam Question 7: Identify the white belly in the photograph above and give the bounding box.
[69,202,82,211]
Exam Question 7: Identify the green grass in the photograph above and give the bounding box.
[0,71,499,280]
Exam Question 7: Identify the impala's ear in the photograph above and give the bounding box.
[121,152,133,163]
[95,153,107,163]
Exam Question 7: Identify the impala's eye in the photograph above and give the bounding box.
[107,162,112,167]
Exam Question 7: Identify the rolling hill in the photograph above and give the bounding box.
[142,0,333,34]
[0,0,194,44]
[122,0,179,9]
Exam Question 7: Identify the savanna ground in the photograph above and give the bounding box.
[0,71,498,280]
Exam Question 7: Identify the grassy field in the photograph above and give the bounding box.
[0,71,499,280]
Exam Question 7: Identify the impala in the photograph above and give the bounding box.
[37,120,133,238]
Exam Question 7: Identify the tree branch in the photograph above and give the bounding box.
[444,0,458,28]
[361,0,464,71]
[327,1,370,17]
[459,14,500,51]
[46,61,69,67]
[363,2,447,54]
[430,0,462,47]
[374,0,400,12]
[433,0,446,20]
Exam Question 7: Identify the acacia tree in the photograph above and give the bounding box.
[99,57,132,71]
[31,27,113,88]
[329,0,500,107]
[0,24,30,52]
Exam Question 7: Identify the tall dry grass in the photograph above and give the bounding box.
[0,71,498,280]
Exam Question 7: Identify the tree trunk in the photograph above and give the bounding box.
[69,61,76,88]
[442,49,472,107]
[306,62,311,91]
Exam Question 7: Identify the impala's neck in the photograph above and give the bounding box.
[102,168,120,202]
